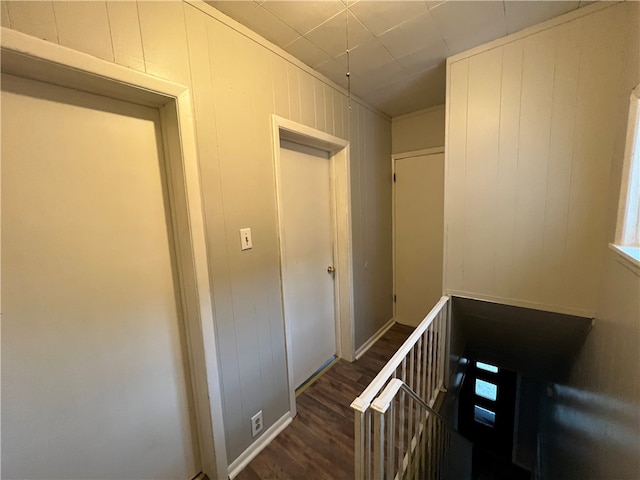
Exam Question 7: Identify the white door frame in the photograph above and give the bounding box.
[391,147,445,323]
[271,115,354,417]
[0,28,228,480]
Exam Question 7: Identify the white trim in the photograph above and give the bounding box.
[227,412,293,479]
[609,244,640,276]
[0,27,227,480]
[271,115,354,419]
[184,0,389,121]
[447,1,612,66]
[391,147,445,161]
[444,290,594,318]
[355,318,396,361]
[614,85,640,246]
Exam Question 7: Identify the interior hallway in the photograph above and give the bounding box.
[235,323,413,479]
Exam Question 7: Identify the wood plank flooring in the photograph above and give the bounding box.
[236,323,414,480]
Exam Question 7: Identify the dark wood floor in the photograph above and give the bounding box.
[236,323,414,480]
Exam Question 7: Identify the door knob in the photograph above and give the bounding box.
[327,265,336,274]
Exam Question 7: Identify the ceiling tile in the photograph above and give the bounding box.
[284,35,333,68]
[377,10,443,59]
[315,58,349,89]
[349,60,406,97]
[425,1,448,11]
[428,1,506,55]
[505,1,578,35]
[209,1,300,48]
[305,10,373,58]
[411,61,446,92]
[395,42,448,74]
[261,0,345,36]
[363,76,432,117]
[335,38,394,75]
[349,1,428,36]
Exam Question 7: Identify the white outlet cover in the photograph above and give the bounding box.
[250,410,263,437]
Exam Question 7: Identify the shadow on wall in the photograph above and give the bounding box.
[540,384,640,479]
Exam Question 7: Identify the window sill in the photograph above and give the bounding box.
[609,244,640,275]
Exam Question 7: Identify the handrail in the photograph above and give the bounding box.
[371,378,465,439]
[352,295,451,480]
[351,296,450,412]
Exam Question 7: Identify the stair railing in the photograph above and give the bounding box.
[351,296,451,480]
[371,379,472,480]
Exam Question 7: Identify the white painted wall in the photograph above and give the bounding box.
[445,2,636,317]
[445,2,640,478]
[0,0,392,467]
[392,104,445,154]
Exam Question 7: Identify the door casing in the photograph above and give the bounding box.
[0,27,228,480]
[272,115,354,417]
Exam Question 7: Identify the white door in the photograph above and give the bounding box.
[394,152,445,327]
[279,140,336,389]
[1,74,199,480]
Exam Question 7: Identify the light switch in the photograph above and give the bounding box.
[240,228,252,251]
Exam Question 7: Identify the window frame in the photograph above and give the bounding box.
[612,84,640,271]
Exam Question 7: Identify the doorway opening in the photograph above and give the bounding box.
[271,115,354,417]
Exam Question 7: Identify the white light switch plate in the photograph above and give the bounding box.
[240,228,252,250]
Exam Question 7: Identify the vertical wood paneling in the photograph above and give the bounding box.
[493,41,523,297]
[446,2,632,316]
[271,56,290,119]
[564,5,626,311]
[198,19,249,465]
[286,64,301,123]
[324,84,335,136]
[106,1,145,72]
[137,1,190,85]
[185,6,243,463]
[52,1,114,62]
[511,29,556,303]
[5,1,57,43]
[445,59,469,292]
[332,90,344,138]
[298,71,316,128]
[341,94,350,139]
[244,45,283,438]
[2,2,11,28]
[463,49,502,295]
[314,79,326,132]
[541,20,581,306]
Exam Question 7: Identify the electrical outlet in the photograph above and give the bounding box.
[250,410,263,438]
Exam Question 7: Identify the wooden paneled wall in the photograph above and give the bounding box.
[445,2,637,317]
[1,0,392,465]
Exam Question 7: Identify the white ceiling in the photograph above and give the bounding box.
[207,0,593,117]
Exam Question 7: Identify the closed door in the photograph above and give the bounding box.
[1,74,199,480]
[279,140,336,389]
[394,152,445,327]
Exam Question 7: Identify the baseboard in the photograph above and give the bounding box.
[228,412,293,479]
[355,318,395,360]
